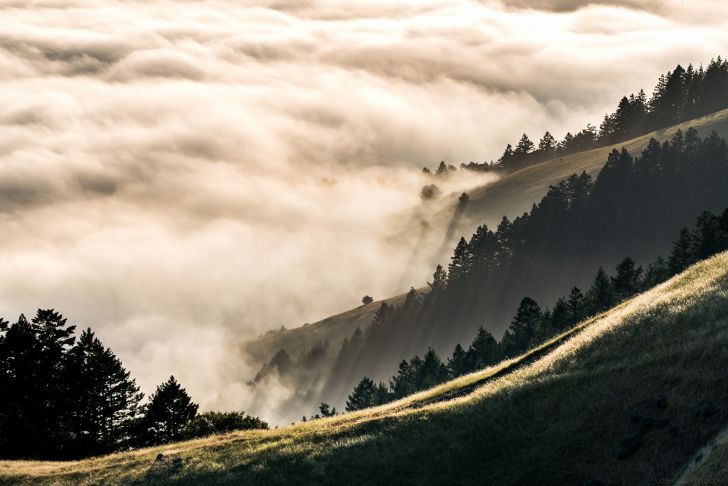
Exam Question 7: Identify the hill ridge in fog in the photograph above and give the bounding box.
[240,106,728,367]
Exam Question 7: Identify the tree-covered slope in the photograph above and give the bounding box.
[240,107,728,370]
[465,107,728,227]
[5,250,728,485]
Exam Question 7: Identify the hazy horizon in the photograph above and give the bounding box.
[2,0,728,412]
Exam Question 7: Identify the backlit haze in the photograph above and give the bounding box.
[2,0,727,412]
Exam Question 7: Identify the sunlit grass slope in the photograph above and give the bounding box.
[4,252,728,485]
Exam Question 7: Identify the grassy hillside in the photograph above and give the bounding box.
[5,251,728,485]
[240,107,728,368]
[674,425,728,485]
[239,289,425,365]
[465,107,728,227]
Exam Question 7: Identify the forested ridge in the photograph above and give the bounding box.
[338,205,728,412]
[256,126,728,416]
[428,57,728,174]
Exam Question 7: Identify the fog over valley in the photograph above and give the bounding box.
[2,0,728,415]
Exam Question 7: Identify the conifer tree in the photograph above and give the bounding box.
[373,381,392,406]
[643,256,670,289]
[428,264,448,293]
[587,267,614,314]
[318,402,336,417]
[467,326,498,369]
[448,237,472,283]
[538,131,557,153]
[669,228,697,274]
[500,297,542,357]
[447,344,470,377]
[549,297,571,333]
[567,287,586,324]
[137,376,198,446]
[63,329,143,457]
[345,377,376,412]
[498,144,514,168]
[417,348,448,389]
[0,315,39,458]
[0,311,76,458]
[610,257,643,301]
[515,133,535,155]
[390,360,416,398]
[403,287,419,309]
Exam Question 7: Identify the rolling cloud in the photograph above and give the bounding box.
[1,0,727,414]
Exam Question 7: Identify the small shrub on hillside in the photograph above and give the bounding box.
[182,411,268,439]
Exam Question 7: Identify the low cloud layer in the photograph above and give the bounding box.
[1,0,727,414]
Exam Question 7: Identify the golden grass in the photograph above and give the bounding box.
[4,252,728,485]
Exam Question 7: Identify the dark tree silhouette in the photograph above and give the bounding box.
[610,258,644,301]
[318,402,337,417]
[0,310,76,458]
[345,377,377,412]
[567,287,586,325]
[417,348,448,389]
[587,267,614,315]
[447,344,470,378]
[137,376,198,446]
[182,411,267,439]
[669,228,697,275]
[500,297,542,357]
[467,326,498,369]
[63,329,143,458]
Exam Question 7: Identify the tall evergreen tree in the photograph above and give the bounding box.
[428,264,448,293]
[467,326,498,369]
[538,131,557,153]
[63,329,143,458]
[345,377,376,412]
[137,376,198,446]
[567,287,586,325]
[669,228,697,274]
[515,133,535,155]
[373,381,392,406]
[548,297,571,334]
[390,360,416,399]
[448,237,472,283]
[587,267,614,314]
[0,310,76,458]
[500,297,542,357]
[447,344,470,378]
[417,348,448,390]
[610,257,644,301]
[643,256,670,289]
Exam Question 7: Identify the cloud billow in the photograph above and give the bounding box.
[0,0,725,413]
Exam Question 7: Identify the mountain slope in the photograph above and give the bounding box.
[239,288,424,365]
[240,107,728,367]
[465,107,728,227]
[5,250,728,485]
